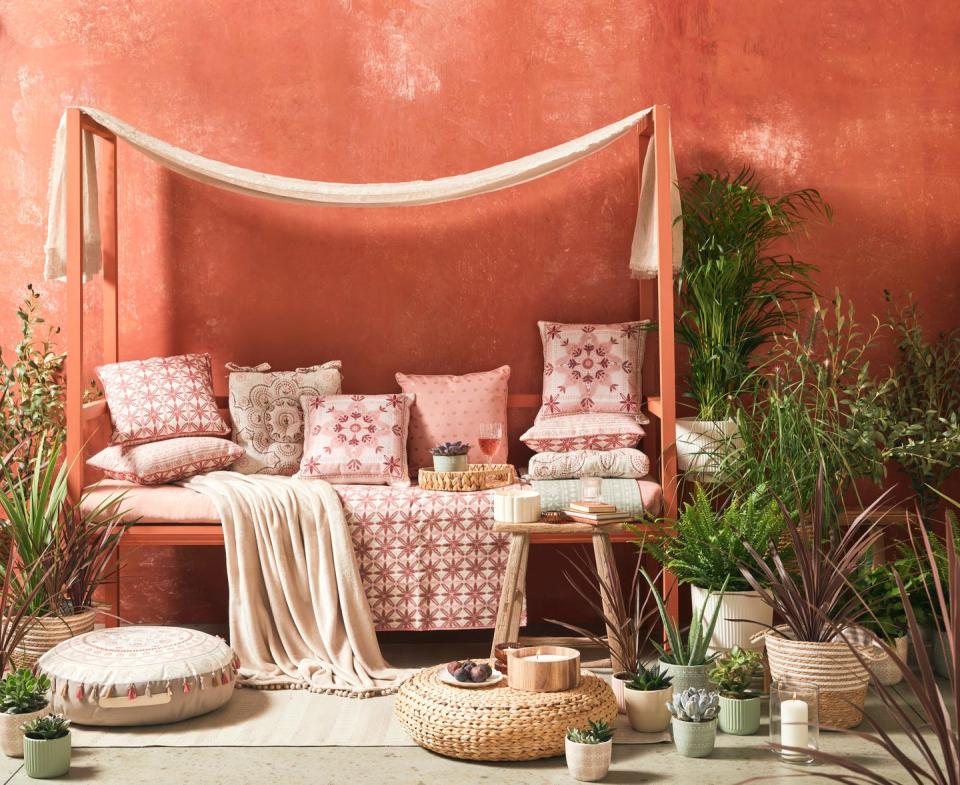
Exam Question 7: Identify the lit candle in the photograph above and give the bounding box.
[781,695,809,757]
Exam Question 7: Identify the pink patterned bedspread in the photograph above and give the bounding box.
[336,485,509,631]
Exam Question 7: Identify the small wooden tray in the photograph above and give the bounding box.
[418,464,515,492]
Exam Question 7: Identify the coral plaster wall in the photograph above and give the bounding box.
[0,1,957,625]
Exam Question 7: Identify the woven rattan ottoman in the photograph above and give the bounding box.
[394,665,617,761]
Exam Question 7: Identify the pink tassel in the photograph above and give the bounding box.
[127,684,137,700]
[220,671,229,686]
[75,684,84,700]
[183,680,191,694]
[233,655,241,669]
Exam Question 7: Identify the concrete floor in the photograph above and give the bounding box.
[0,642,925,785]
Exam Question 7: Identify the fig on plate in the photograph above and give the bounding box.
[446,661,463,675]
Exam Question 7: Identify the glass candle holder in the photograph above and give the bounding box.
[770,678,820,765]
[579,476,603,503]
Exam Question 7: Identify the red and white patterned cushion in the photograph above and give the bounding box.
[520,413,646,452]
[396,366,510,470]
[537,321,648,418]
[96,353,229,446]
[88,437,243,485]
[298,393,414,486]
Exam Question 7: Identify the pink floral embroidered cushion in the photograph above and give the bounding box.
[96,353,229,446]
[227,361,342,475]
[527,448,650,480]
[520,413,646,453]
[537,320,649,418]
[298,393,414,486]
[87,437,243,485]
[395,366,510,469]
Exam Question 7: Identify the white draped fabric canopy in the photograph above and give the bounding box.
[44,106,681,281]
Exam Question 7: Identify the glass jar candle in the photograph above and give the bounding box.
[579,476,603,502]
[770,678,820,764]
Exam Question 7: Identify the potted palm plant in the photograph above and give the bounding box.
[565,720,613,782]
[0,670,49,758]
[641,570,728,691]
[648,485,782,652]
[622,663,673,733]
[667,688,720,758]
[675,169,829,474]
[21,714,70,779]
[709,647,762,735]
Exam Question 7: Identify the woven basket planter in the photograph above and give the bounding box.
[764,629,877,729]
[418,464,515,492]
[10,608,98,670]
[867,636,909,687]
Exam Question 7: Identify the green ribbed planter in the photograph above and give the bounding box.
[718,695,761,735]
[22,733,70,779]
[658,660,711,692]
[671,717,717,758]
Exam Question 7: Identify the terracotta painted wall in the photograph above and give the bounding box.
[1,2,957,625]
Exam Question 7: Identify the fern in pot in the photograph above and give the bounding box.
[565,720,613,782]
[710,647,762,735]
[648,485,782,653]
[675,168,829,475]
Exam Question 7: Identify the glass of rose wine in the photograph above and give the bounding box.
[478,423,503,464]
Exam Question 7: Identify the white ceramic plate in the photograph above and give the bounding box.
[438,668,504,689]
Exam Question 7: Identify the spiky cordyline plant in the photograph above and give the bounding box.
[738,467,889,643]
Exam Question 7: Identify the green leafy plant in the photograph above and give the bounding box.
[566,720,613,745]
[667,688,720,723]
[646,484,783,591]
[20,714,69,740]
[853,562,909,642]
[708,647,761,698]
[0,669,49,715]
[624,662,672,692]
[641,571,728,666]
[676,168,829,420]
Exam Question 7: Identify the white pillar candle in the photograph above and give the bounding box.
[781,697,809,756]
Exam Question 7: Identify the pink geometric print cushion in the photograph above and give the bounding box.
[96,353,229,446]
[297,393,414,486]
[395,366,510,470]
[537,321,648,418]
[87,437,243,485]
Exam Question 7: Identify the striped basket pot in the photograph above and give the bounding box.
[10,608,98,670]
[764,628,881,730]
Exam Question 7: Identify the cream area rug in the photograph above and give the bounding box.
[73,680,670,748]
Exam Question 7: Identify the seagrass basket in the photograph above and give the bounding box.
[10,607,98,670]
[418,464,515,492]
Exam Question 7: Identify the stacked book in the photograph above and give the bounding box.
[563,501,634,526]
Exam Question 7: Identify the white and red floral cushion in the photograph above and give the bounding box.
[527,448,650,480]
[396,366,510,469]
[298,393,414,486]
[537,320,648,418]
[520,413,646,452]
[227,361,342,475]
[96,353,229,446]
[87,437,243,485]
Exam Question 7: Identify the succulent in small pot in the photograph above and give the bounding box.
[668,687,720,758]
[565,720,614,782]
[622,663,673,733]
[710,646,763,735]
[0,670,50,758]
[430,441,471,472]
[21,714,70,779]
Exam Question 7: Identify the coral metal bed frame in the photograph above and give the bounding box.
[62,105,680,624]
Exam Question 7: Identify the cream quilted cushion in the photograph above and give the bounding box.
[39,626,237,727]
[527,448,651,480]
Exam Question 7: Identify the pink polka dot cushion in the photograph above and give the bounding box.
[39,626,237,726]
[396,366,510,470]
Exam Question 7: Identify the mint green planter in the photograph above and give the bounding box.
[718,695,761,735]
[658,660,711,692]
[22,733,70,779]
[671,717,717,758]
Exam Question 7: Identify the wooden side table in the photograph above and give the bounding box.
[490,520,629,671]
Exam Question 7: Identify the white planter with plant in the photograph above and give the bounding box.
[565,720,613,782]
[0,670,49,758]
[668,688,720,758]
[622,664,673,733]
[21,714,71,779]
[430,441,470,472]
[676,417,739,475]
[710,647,763,735]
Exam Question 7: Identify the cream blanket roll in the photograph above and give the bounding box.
[184,472,408,697]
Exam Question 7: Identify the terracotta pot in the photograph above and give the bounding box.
[11,608,98,670]
[671,717,717,758]
[657,660,711,692]
[565,738,612,782]
[690,586,772,654]
[0,707,47,758]
[623,685,672,733]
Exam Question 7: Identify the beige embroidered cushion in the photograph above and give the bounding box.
[228,362,342,475]
[527,448,651,480]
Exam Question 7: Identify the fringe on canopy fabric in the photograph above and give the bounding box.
[44,106,681,281]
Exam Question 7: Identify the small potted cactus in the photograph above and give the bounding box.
[430,441,471,472]
[622,663,673,733]
[0,669,50,758]
[710,646,763,735]
[21,714,71,779]
[667,687,720,758]
[565,720,614,782]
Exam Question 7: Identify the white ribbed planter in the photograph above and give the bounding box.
[610,672,630,715]
[690,586,772,653]
[676,418,739,475]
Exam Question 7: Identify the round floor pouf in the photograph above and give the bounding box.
[395,665,617,761]
[38,626,238,727]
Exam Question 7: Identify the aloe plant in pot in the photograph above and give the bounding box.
[709,647,762,735]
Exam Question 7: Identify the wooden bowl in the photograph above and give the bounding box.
[506,646,581,692]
